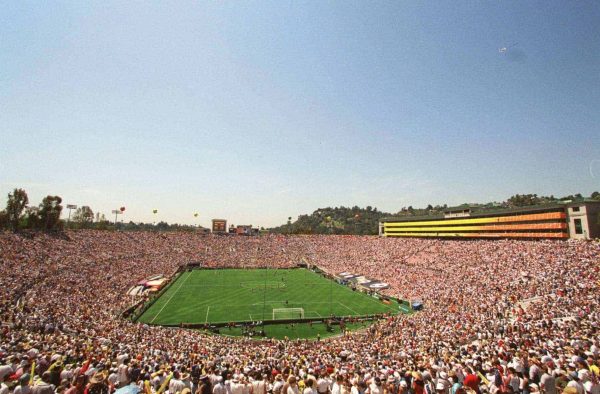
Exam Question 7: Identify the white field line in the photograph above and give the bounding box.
[205,306,210,323]
[150,271,192,324]
[338,302,360,316]
[250,301,340,306]
[352,289,398,312]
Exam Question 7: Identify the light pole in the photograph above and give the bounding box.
[326,216,333,234]
[112,210,121,226]
[66,204,77,227]
[112,206,125,227]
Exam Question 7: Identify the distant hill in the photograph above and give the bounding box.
[269,192,600,235]
[269,206,390,235]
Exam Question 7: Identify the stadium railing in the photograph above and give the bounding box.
[177,313,391,329]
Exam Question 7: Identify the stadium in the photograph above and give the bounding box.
[1,229,598,394]
[3,3,600,394]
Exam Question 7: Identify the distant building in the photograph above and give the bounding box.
[226,224,257,236]
[566,202,600,239]
[379,201,600,240]
[212,219,227,234]
[235,225,253,236]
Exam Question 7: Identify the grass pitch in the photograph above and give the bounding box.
[138,268,401,328]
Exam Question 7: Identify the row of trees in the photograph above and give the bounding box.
[505,193,600,207]
[0,189,63,232]
[0,188,204,233]
[270,192,600,235]
[391,193,600,218]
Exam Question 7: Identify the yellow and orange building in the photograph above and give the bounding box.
[380,202,600,240]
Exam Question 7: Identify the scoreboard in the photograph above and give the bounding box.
[212,219,227,233]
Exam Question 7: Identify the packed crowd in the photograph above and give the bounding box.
[0,231,598,394]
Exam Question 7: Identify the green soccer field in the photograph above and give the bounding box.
[137,268,402,327]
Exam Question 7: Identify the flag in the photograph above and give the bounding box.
[157,373,173,394]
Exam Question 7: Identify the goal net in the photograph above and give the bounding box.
[272,307,304,320]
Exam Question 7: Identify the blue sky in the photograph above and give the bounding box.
[1,1,599,227]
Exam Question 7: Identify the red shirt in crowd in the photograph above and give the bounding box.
[463,373,479,392]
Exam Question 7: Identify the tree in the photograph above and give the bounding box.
[558,193,583,202]
[73,206,94,227]
[6,188,29,231]
[156,221,169,231]
[591,191,600,200]
[39,195,63,231]
[0,210,8,229]
[24,207,41,229]
[507,194,541,207]
[95,213,109,230]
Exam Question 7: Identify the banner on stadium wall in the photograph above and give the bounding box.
[367,282,390,289]
[337,272,390,290]
[133,275,167,295]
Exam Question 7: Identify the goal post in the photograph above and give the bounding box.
[272,307,304,320]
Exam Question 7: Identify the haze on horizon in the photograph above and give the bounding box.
[1,2,599,228]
